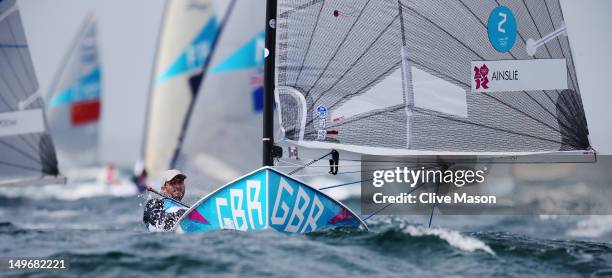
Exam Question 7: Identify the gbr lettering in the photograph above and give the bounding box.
[215,180,264,230]
[271,178,325,233]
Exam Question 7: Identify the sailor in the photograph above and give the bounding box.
[142,169,188,231]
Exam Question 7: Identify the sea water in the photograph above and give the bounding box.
[1,186,612,277]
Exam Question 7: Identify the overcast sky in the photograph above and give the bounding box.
[16,0,612,168]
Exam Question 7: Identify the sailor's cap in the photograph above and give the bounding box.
[161,169,186,183]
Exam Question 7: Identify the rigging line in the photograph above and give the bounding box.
[294,0,326,87]
[291,167,396,178]
[428,180,440,228]
[288,150,333,175]
[273,164,364,168]
[293,164,442,177]
[317,165,441,190]
[276,159,304,167]
[310,14,400,107]
[304,0,373,99]
[319,178,370,190]
[362,179,431,221]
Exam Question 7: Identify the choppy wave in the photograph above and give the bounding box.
[567,215,612,238]
[399,224,495,254]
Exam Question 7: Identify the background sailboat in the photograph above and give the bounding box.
[172,0,266,194]
[44,14,136,197]
[46,14,101,174]
[143,0,232,178]
[0,0,63,187]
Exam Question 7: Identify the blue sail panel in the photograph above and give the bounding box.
[49,66,101,107]
[210,31,265,74]
[156,17,218,83]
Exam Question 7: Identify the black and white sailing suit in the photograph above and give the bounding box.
[142,198,187,231]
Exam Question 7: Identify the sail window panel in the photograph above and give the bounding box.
[330,67,404,123]
[410,66,468,119]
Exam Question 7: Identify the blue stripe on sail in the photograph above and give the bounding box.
[210,31,265,74]
[49,67,101,107]
[156,17,218,83]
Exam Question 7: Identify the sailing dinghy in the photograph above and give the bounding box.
[46,14,102,173]
[44,15,137,197]
[176,0,594,233]
[0,0,64,187]
[171,0,366,234]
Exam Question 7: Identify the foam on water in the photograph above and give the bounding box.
[567,215,612,238]
[400,223,495,255]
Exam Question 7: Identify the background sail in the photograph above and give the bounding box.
[143,0,222,177]
[46,15,101,170]
[0,0,60,186]
[275,0,590,155]
[173,0,266,191]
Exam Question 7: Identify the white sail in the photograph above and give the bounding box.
[274,0,591,157]
[0,0,63,186]
[143,0,223,177]
[46,14,101,171]
[173,0,266,190]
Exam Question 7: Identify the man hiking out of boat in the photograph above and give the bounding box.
[142,169,188,231]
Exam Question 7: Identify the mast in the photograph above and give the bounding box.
[262,0,276,166]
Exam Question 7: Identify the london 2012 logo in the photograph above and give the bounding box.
[487,6,517,53]
[474,64,489,90]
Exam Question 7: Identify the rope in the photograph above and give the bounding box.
[287,151,333,175]
[318,178,372,190]
[361,180,429,221]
